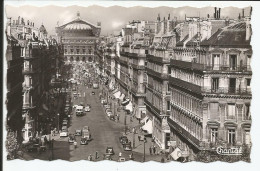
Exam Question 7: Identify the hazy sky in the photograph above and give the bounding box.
[5,5,251,35]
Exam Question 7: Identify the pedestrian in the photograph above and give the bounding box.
[153,145,156,154]
[161,157,165,163]
[119,152,122,158]
[117,114,120,122]
[44,136,48,145]
[54,128,57,135]
[138,135,141,142]
[95,151,99,160]
[88,154,93,161]
[149,146,152,155]
[74,141,77,149]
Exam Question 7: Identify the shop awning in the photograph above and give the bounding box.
[113,90,121,99]
[119,94,125,101]
[140,116,149,124]
[121,98,130,106]
[109,80,114,90]
[170,147,182,160]
[141,119,153,134]
[125,101,133,112]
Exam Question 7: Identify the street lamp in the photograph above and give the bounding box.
[132,127,136,149]
[124,111,127,135]
[143,137,147,162]
[57,113,60,133]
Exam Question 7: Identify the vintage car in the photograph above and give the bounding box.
[118,157,126,162]
[103,154,113,160]
[119,136,128,144]
[85,106,91,112]
[68,134,75,143]
[105,147,114,155]
[104,104,111,109]
[62,120,68,127]
[75,129,82,136]
[123,143,132,151]
[82,126,91,140]
[109,114,115,121]
[26,144,39,152]
[80,137,88,145]
[60,126,68,137]
[106,109,113,117]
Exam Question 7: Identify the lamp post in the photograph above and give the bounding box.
[57,113,60,133]
[124,111,127,135]
[143,137,147,162]
[133,127,136,149]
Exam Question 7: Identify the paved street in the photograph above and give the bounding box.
[53,83,138,161]
[50,80,164,162]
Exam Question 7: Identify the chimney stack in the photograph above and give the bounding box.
[250,7,252,16]
[238,13,241,20]
[242,9,245,18]
[207,14,210,18]
[219,8,221,19]
[214,7,217,19]
[168,13,170,20]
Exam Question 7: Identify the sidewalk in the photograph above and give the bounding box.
[100,85,165,161]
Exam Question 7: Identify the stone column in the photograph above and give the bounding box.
[236,104,244,145]
[219,103,226,141]
[202,103,209,144]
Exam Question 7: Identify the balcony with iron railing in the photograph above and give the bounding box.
[146,68,169,80]
[202,87,251,95]
[169,77,202,94]
[170,59,252,72]
[147,54,170,64]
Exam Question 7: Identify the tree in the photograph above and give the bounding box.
[6,131,19,160]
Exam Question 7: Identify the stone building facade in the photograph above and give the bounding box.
[56,12,101,64]
[168,18,252,157]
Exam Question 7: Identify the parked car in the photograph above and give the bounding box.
[104,104,111,109]
[80,137,88,145]
[68,134,75,143]
[75,129,82,136]
[123,143,132,151]
[122,138,131,145]
[91,91,95,95]
[26,144,39,152]
[109,114,115,121]
[103,154,113,160]
[105,147,114,155]
[106,109,113,117]
[119,136,128,144]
